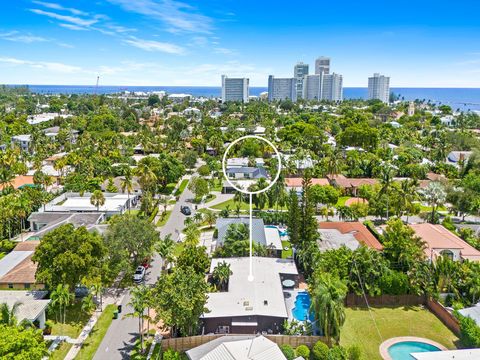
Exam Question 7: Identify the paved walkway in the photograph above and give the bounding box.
[199,191,234,211]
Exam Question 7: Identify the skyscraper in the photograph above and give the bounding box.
[315,56,330,75]
[303,72,343,101]
[368,73,390,103]
[221,75,249,102]
[293,62,309,100]
[268,76,296,102]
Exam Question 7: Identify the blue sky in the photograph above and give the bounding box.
[0,0,479,87]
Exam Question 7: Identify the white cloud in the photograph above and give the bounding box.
[29,8,102,27]
[123,37,185,54]
[0,56,84,73]
[31,1,89,16]
[58,23,88,31]
[214,47,237,56]
[0,31,48,43]
[107,0,213,34]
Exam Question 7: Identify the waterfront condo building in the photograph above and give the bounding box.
[293,62,309,99]
[303,72,343,101]
[368,73,390,103]
[315,56,330,74]
[221,75,249,102]
[267,76,297,102]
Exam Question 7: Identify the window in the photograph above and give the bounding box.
[24,283,31,289]
[8,284,13,289]
[440,250,454,261]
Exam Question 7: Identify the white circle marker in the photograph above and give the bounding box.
[221,135,282,281]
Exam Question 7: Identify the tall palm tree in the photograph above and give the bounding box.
[184,223,200,246]
[126,285,152,353]
[50,284,73,326]
[310,273,348,345]
[212,261,232,291]
[120,172,134,213]
[156,234,175,271]
[0,301,22,326]
[90,190,105,212]
[421,181,447,224]
[203,210,217,228]
[135,162,157,195]
[377,161,397,220]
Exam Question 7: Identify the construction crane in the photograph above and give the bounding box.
[94,76,100,95]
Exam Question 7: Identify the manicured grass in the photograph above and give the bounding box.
[336,196,351,207]
[156,211,172,227]
[210,199,287,211]
[50,301,92,338]
[50,341,72,360]
[75,305,117,360]
[174,179,189,196]
[211,180,223,192]
[281,240,293,259]
[340,306,459,360]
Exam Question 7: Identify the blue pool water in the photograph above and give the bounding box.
[265,225,288,237]
[292,291,315,322]
[388,341,441,360]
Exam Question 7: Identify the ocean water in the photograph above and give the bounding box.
[8,85,480,111]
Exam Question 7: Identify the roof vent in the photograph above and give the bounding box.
[245,306,253,311]
[264,300,268,306]
[243,301,249,306]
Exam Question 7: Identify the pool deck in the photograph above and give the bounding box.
[379,337,448,360]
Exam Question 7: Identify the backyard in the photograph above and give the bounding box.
[340,306,460,360]
[49,301,92,338]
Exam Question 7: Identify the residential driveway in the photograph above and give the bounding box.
[93,177,196,360]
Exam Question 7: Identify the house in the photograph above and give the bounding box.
[0,175,35,191]
[440,115,455,126]
[11,134,32,152]
[226,167,268,180]
[318,222,383,251]
[215,218,283,255]
[227,158,265,168]
[100,176,142,194]
[0,291,50,328]
[186,335,287,360]
[42,126,79,144]
[285,178,329,195]
[43,192,139,217]
[44,152,68,166]
[168,93,191,102]
[327,175,378,196]
[446,151,473,166]
[0,241,43,290]
[201,257,298,334]
[409,223,480,262]
[458,304,480,327]
[27,212,105,240]
[27,112,72,125]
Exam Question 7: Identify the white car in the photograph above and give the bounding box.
[133,266,146,283]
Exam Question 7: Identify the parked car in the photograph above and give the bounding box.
[133,266,146,283]
[180,205,191,215]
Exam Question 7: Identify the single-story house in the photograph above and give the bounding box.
[327,175,379,196]
[285,178,329,195]
[100,176,142,194]
[226,167,268,180]
[201,257,298,334]
[0,241,43,290]
[409,223,480,262]
[446,151,473,166]
[0,291,50,328]
[227,158,265,168]
[43,192,139,217]
[215,218,283,255]
[27,212,105,240]
[318,222,383,251]
[186,335,287,360]
[0,175,35,191]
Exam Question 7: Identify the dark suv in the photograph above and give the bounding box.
[180,205,191,215]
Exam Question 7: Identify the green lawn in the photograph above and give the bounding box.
[156,211,172,227]
[336,196,352,207]
[50,301,92,338]
[75,305,117,360]
[210,198,287,211]
[281,240,293,259]
[49,342,72,360]
[174,179,189,196]
[340,306,459,360]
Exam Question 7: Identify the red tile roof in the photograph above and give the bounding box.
[285,178,329,187]
[410,223,480,261]
[0,175,34,190]
[319,221,383,250]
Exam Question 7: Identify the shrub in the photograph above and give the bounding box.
[457,313,480,347]
[197,165,211,176]
[162,348,181,360]
[312,340,329,360]
[347,345,363,360]
[328,346,348,360]
[296,344,310,359]
[280,344,295,360]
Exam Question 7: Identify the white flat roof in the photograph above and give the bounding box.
[318,229,359,251]
[0,291,50,322]
[411,349,480,360]
[264,227,283,250]
[203,257,297,319]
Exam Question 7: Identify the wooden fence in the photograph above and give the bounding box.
[161,334,327,352]
[426,298,461,336]
[345,294,426,307]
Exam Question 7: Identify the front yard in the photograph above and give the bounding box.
[49,301,92,338]
[340,306,460,360]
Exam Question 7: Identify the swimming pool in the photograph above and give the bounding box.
[387,341,441,360]
[292,291,315,322]
[265,225,288,237]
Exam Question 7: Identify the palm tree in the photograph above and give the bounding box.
[126,285,152,353]
[156,234,175,271]
[203,209,217,228]
[421,181,447,224]
[90,190,105,212]
[0,301,22,326]
[212,261,232,291]
[377,161,397,219]
[135,162,157,195]
[50,284,73,326]
[193,212,203,224]
[120,173,134,213]
[184,223,200,245]
[310,273,348,345]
